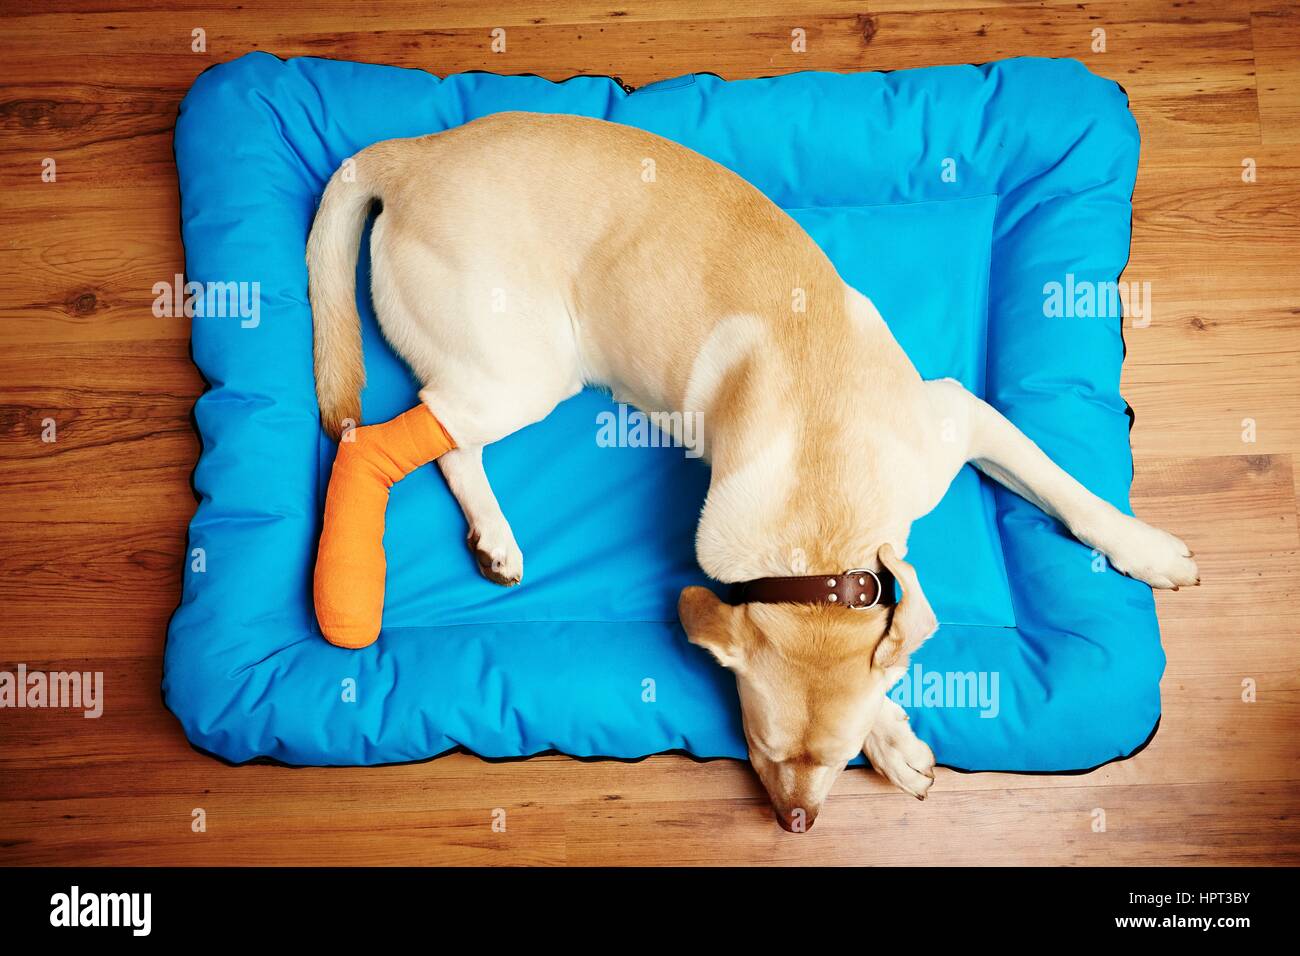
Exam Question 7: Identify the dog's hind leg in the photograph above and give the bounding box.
[436,445,523,587]
[414,358,578,590]
[924,378,1199,590]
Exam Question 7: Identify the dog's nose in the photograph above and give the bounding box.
[774,807,816,832]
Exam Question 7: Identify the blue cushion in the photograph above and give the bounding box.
[165,52,1161,771]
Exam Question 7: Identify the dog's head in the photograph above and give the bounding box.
[678,544,935,832]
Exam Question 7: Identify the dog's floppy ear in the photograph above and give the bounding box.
[679,586,746,670]
[872,543,938,670]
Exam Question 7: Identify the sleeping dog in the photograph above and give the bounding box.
[307,113,1198,831]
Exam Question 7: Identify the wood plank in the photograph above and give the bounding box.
[0,3,1260,143]
[0,1,875,28]
[1252,3,1300,144]
[1122,145,1300,459]
[564,782,1300,865]
[0,194,188,344]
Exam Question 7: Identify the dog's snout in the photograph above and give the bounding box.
[774,805,817,833]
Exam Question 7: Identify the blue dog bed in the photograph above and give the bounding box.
[164,53,1161,772]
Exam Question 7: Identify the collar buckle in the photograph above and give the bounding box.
[841,569,882,610]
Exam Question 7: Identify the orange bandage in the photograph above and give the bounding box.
[314,405,456,648]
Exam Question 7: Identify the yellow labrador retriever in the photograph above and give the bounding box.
[308,113,1198,831]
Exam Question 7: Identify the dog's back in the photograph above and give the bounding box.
[310,113,919,445]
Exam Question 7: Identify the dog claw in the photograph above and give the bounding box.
[1102,519,1199,590]
[477,555,522,587]
[469,535,525,588]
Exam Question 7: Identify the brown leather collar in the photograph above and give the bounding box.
[732,568,896,609]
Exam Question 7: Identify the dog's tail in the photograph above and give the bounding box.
[307,148,385,441]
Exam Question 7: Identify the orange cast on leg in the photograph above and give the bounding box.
[314,404,456,649]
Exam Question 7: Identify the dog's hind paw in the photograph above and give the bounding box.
[468,527,524,587]
[864,698,936,799]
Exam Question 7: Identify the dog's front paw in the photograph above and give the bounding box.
[863,698,935,799]
[1101,517,1199,590]
[468,526,523,587]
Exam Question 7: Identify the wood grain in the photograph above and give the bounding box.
[1,0,1297,866]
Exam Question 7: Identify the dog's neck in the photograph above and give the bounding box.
[692,356,909,584]
[695,424,907,582]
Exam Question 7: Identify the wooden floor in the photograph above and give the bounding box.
[1,0,1297,866]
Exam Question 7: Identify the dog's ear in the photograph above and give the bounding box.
[872,543,938,670]
[679,586,746,670]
